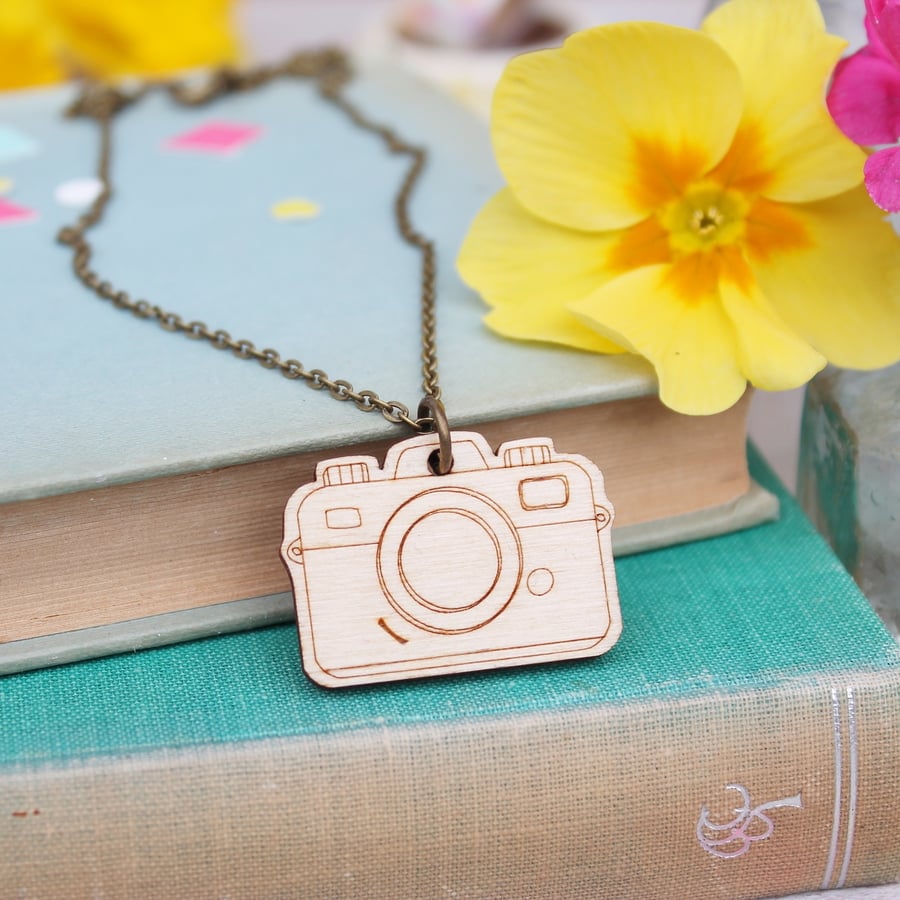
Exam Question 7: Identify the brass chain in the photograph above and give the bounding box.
[57,49,441,433]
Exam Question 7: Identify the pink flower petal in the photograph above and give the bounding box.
[866,0,885,29]
[865,13,894,62]
[828,49,900,144]
[866,0,900,65]
[864,144,900,211]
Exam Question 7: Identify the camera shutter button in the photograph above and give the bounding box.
[526,568,554,597]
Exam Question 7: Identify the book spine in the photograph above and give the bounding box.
[2,672,898,899]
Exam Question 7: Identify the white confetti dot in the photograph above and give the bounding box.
[55,177,103,208]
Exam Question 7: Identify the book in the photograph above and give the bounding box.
[1,447,897,899]
[0,66,775,673]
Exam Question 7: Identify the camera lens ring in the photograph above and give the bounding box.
[398,508,501,614]
[376,486,523,634]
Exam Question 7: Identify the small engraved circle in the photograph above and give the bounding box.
[526,567,554,596]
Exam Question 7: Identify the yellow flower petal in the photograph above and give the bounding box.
[45,0,239,78]
[750,187,900,369]
[457,189,624,353]
[569,265,747,415]
[491,23,743,230]
[0,0,64,89]
[703,0,864,202]
[719,278,826,391]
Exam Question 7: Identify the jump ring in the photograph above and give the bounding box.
[417,396,452,475]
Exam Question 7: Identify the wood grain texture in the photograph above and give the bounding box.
[281,431,621,685]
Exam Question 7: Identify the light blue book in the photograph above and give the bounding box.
[1,449,897,899]
[0,66,774,672]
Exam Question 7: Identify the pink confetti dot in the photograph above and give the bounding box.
[0,198,37,225]
[164,121,263,155]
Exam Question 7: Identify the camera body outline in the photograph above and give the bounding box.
[281,430,621,687]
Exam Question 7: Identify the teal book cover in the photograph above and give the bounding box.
[1,449,898,899]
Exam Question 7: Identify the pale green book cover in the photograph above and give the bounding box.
[0,67,659,503]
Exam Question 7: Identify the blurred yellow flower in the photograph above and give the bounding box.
[458,0,900,415]
[0,0,239,90]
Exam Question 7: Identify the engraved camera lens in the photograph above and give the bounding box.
[377,487,523,634]
[399,510,499,611]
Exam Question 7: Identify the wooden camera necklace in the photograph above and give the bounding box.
[58,50,622,687]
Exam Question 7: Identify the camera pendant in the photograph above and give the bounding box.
[281,430,622,687]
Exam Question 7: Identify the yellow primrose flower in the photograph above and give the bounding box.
[0,0,239,91]
[457,0,900,415]
[0,0,62,89]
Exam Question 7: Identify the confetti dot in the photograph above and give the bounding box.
[0,177,12,194]
[0,198,38,225]
[0,126,39,164]
[271,198,321,221]
[165,121,263,155]
[55,177,103,208]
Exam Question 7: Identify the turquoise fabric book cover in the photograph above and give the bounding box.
[2,449,898,899]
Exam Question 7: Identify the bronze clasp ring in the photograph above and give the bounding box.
[417,396,453,476]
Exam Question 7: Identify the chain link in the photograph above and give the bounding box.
[57,49,440,433]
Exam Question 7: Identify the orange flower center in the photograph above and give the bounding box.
[661,182,749,255]
[609,138,811,303]
[692,207,724,236]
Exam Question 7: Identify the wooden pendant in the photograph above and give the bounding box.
[281,431,621,687]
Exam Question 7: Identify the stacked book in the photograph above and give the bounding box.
[2,448,898,898]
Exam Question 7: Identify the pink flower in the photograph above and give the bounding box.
[867,0,900,64]
[828,0,900,210]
